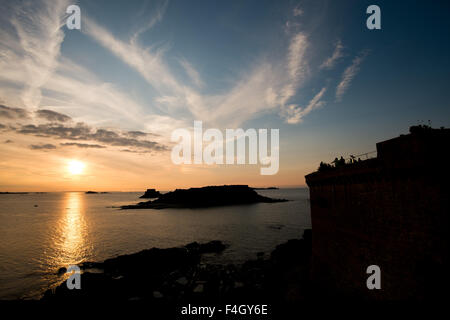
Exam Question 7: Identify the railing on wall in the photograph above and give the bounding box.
[351,150,377,161]
[318,150,378,172]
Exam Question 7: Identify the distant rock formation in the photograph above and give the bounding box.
[140,188,162,198]
[85,191,98,194]
[123,185,287,209]
[0,192,28,194]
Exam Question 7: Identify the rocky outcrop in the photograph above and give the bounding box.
[123,185,287,209]
[139,188,162,198]
[42,230,312,309]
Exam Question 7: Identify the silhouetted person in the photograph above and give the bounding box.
[332,157,339,168]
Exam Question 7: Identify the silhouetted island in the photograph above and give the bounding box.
[122,185,287,209]
[84,191,109,194]
[0,192,29,194]
[140,188,162,198]
[252,187,279,190]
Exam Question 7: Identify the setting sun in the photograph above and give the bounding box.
[67,160,85,175]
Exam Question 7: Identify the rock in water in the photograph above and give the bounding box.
[140,188,162,198]
[123,185,287,209]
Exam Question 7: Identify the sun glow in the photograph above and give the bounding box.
[67,160,85,175]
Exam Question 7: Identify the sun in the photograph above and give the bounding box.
[67,160,85,175]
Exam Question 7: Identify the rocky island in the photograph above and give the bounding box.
[0,192,29,194]
[139,188,162,198]
[252,187,279,190]
[122,185,287,209]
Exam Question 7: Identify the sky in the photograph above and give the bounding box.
[0,0,449,191]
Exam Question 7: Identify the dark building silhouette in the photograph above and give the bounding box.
[305,127,450,300]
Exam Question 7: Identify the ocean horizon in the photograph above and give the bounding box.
[0,188,310,300]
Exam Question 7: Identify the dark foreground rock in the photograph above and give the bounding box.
[122,185,287,209]
[139,188,162,198]
[42,230,312,309]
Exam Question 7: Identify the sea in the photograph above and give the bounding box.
[0,188,310,300]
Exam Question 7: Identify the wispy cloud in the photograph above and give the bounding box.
[84,13,316,127]
[17,122,167,151]
[36,109,71,122]
[0,1,163,133]
[281,87,327,124]
[1,0,337,156]
[210,32,310,127]
[336,50,369,102]
[1,105,167,152]
[29,143,57,150]
[320,40,344,70]
[0,105,29,119]
[7,0,69,108]
[293,6,303,17]
[130,0,168,45]
[279,32,309,106]
[84,17,184,100]
[60,142,106,149]
[179,58,204,88]
[288,33,309,83]
[126,130,157,138]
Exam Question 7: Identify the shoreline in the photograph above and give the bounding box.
[42,230,312,303]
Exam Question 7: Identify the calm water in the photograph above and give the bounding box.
[0,188,310,300]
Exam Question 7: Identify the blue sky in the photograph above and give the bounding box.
[0,0,449,190]
[65,0,450,134]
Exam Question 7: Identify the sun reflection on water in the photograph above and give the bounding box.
[51,192,89,269]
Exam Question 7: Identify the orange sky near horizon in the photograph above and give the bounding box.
[0,131,313,192]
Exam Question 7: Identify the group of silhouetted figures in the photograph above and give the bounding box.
[318,156,362,172]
